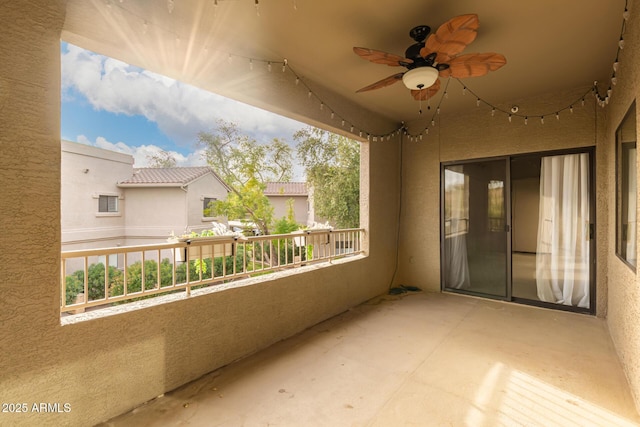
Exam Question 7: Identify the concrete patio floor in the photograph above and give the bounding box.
[102,292,640,426]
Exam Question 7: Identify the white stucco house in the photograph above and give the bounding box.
[61,140,230,250]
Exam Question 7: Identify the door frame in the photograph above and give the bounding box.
[440,147,596,315]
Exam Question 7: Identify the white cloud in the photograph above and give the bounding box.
[76,135,206,168]
[61,43,306,147]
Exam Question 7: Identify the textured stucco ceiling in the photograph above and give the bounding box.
[61,0,624,130]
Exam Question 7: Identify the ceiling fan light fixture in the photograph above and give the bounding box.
[402,67,439,90]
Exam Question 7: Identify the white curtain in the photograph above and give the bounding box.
[535,153,590,308]
[444,169,470,289]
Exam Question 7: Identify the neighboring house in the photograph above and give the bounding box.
[61,140,230,251]
[264,181,318,226]
[61,140,134,250]
[117,166,230,244]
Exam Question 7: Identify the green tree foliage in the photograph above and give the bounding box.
[295,127,360,228]
[146,150,177,168]
[65,262,123,304]
[272,199,304,265]
[198,119,293,235]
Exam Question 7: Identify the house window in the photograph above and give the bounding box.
[98,195,118,213]
[616,101,637,269]
[203,197,217,218]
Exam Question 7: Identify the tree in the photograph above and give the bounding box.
[147,150,177,168]
[295,127,360,228]
[198,119,293,235]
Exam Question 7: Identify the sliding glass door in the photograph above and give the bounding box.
[442,159,509,298]
[442,149,594,313]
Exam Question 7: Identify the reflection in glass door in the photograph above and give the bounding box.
[442,160,508,298]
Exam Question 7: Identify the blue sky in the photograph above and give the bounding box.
[61,42,307,176]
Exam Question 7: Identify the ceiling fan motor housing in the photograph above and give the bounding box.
[402,66,439,90]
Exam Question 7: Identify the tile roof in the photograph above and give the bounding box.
[264,182,308,196]
[119,167,221,186]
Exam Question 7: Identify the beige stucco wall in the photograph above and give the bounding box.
[185,174,229,230]
[122,186,187,242]
[61,140,134,249]
[0,2,400,426]
[269,195,309,226]
[603,0,640,413]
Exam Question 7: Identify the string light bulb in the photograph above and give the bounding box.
[540,116,544,124]
[508,114,512,123]
[167,0,174,13]
[249,59,253,70]
[623,7,630,20]
[619,37,625,49]
[282,59,288,72]
[556,112,560,120]
[255,0,260,16]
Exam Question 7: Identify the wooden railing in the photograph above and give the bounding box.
[61,228,364,314]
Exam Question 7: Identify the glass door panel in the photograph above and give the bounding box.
[511,152,592,309]
[442,160,508,298]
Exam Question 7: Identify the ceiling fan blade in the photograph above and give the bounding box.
[439,53,506,78]
[353,47,414,67]
[411,79,441,100]
[421,14,479,63]
[356,73,405,93]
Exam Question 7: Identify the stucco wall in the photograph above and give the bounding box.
[0,2,400,426]
[603,0,640,413]
[61,140,134,249]
[269,195,309,226]
[122,186,187,241]
[185,174,229,230]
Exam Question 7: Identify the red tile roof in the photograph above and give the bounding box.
[264,182,308,196]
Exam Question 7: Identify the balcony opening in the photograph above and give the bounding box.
[60,41,364,317]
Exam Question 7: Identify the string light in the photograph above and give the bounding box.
[282,59,288,72]
[267,62,272,72]
[525,116,528,125]
[556,112,560,120]
[249,59,253,70]
[167,0,174,13]
[255,0,260,16]
[540,116,544,124]
[619,37,625,49]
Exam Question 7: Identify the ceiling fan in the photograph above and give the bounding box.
[353,14,506,101]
